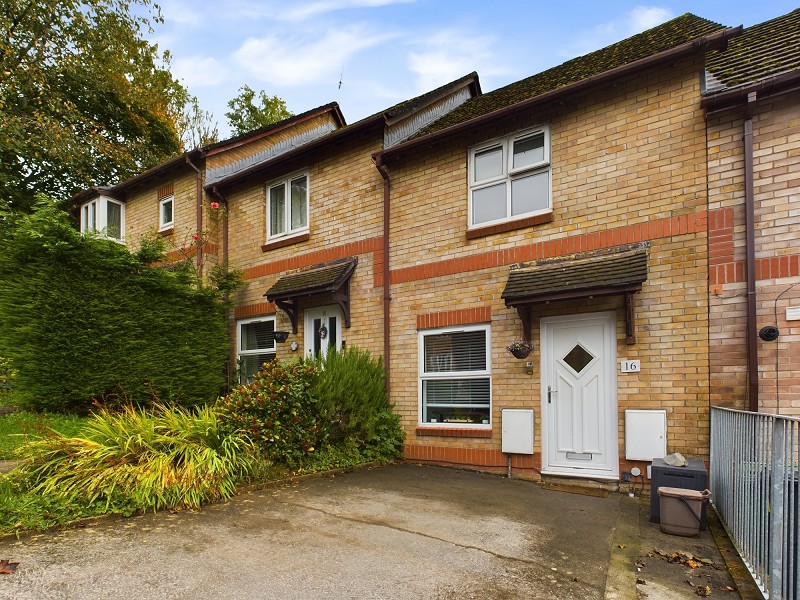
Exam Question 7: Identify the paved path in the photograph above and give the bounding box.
[0,464,621,599]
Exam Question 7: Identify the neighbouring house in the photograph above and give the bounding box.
[703,9,800,416]
[70,9,799,485]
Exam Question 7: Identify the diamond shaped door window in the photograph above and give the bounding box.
[563,343,594,374]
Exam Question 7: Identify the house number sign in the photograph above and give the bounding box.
[620,360,640,373]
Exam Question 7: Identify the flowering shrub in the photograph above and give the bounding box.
[216,360,319,467]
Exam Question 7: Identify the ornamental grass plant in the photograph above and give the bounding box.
[15,404,256,515]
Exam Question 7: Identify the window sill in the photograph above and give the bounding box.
[158,227,174,237]
[261,232,310,252]
[466,211,553,240]
[416,426,492,438]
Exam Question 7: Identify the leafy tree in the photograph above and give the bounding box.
[178,95,219,150]
[0,0,187,212]
[225,85,293,136]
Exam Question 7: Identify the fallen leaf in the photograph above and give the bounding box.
[719,586,736,592]
[687,560,699,568]
[695,584,712,597]
[636,578,647,585]
[618,544,626,549]
[0,560,18,575]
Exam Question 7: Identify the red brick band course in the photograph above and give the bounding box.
[416,306,492,329]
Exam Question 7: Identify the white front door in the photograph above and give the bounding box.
[541,311,618,478]
[304,305,343,359]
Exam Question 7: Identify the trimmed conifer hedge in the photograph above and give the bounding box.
[0,201,228,412]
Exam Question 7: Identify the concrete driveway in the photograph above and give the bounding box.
[0,464,625,599]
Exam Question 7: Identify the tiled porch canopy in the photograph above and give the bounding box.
[265,257,357,334]
[501,244,648,344]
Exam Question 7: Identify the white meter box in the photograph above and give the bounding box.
[501,409,535,455]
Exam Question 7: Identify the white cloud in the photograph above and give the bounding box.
[407,30,509,93]
[232,25,395,86]
[562,5,675,58]
[221,0,415,23]
[172,56,229,88]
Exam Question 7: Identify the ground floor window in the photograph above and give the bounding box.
[419,324,491,425]
[237,316,276,383]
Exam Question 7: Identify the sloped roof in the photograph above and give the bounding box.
[264,258,357,300]
[210,73,479,191]
[502,246,648,305]
[412,14,726,139]
[705,9,800,92]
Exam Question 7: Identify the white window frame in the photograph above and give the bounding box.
[468,126,551,228]
[159,194,174,231]
[237,316,277,383]
[266,171,309,242]
[80,197,125,242]
[418,323,492,427]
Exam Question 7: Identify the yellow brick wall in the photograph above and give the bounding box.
[124,169,200,256]
[707,91,800,415]
[386,56,711,467]
[226,130,386,363]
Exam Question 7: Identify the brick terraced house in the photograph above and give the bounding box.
[703,9,800,416]
[71,9,799,485]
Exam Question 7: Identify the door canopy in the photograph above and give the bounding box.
[264,257,357,333]
[501,244,648,344]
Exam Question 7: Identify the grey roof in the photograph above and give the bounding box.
[502,246,648,304]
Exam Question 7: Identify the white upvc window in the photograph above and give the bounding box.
[80,197,125,242]
[468,126,551,228]
[159,194,174,231]
[237,316,277,383]
[418,324,491,426]
[266,172,309,240]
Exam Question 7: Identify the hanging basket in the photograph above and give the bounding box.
[506,341,534,359]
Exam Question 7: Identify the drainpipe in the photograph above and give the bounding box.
[207,186,229,268]
[185,154,204,276]
[207,185,232,385]
[743,92,758,412]
[374,155,391,399]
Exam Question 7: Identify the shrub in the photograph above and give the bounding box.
[216,360,319,467]
[0,200,229,412]
[309,347,404,459]
[17,404,255,513]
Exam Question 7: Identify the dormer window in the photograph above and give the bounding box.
[80,197,125,242]
[159,194,174,231]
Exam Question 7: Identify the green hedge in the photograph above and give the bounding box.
[0,200,228,412]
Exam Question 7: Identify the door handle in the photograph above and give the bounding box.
[547,385,556,403]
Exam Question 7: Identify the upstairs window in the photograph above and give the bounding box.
[469,127,551,228]
[159,194,174,231]
[80,198,125,242]
[419,324,491,426]
[267,173,308,240]
[237,316,276,383]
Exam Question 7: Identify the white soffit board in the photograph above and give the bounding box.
[502,409,535,455]
[625,409,667,461]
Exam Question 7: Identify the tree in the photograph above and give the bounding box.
[178,95,219,150]
[0,0,187,212]
[225,85,293,136]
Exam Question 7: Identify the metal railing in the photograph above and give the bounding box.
[711,407,800,599]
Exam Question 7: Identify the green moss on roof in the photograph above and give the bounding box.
[415,13,724,137]
[706,9,800,89]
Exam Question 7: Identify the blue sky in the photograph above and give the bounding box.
[149,1,798,138]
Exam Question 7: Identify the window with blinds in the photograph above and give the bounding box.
[238,317,276,383]
[419,325,491,425]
